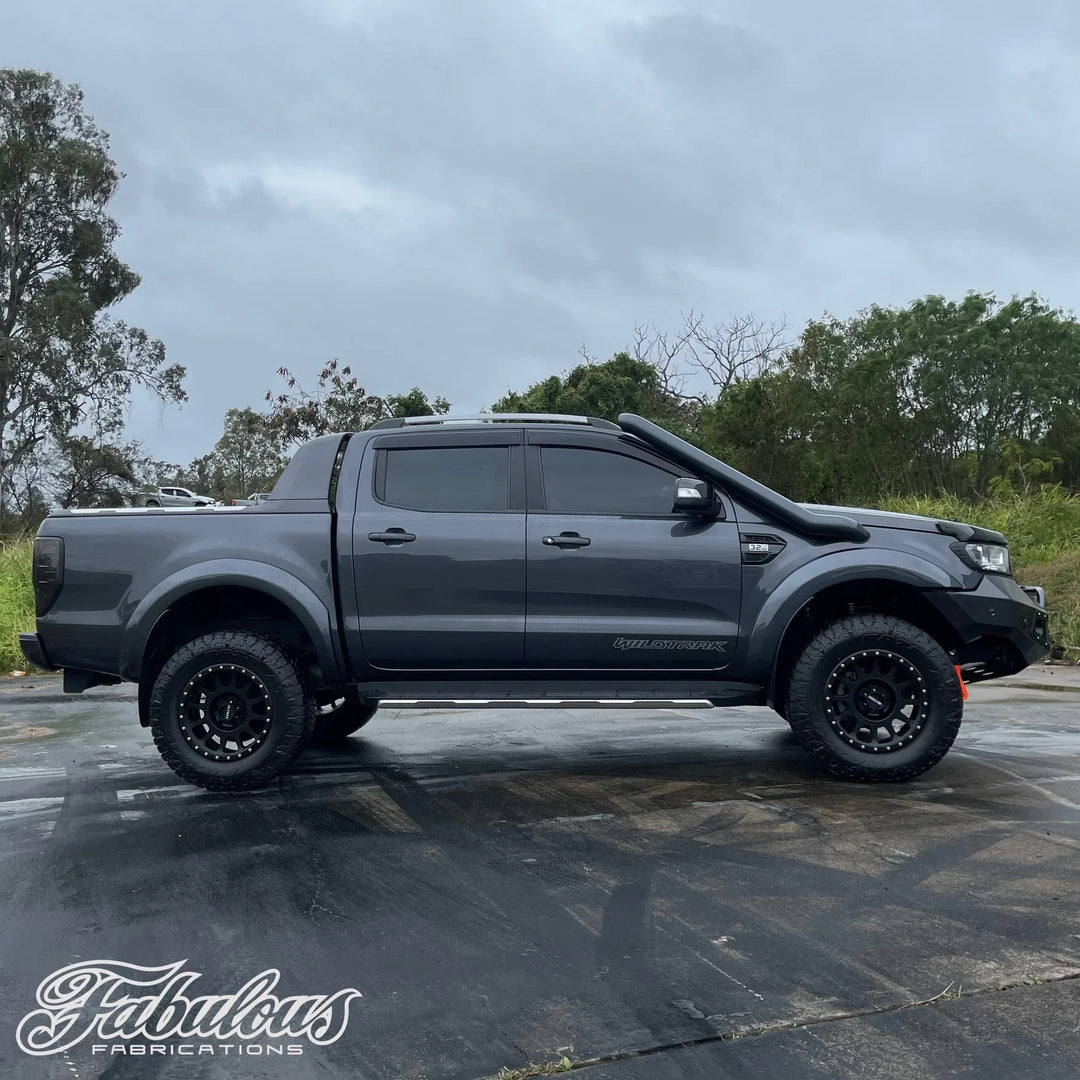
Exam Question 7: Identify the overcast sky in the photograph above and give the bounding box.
[7,0,1080,462]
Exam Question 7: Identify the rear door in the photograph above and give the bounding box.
[525,432,742,670]
[351,429,526,669]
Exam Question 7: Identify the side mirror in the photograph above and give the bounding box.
[673,477,720,517]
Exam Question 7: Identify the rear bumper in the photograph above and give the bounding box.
[19,632,57,672]
[926,574,1050,680]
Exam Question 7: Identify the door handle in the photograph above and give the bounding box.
[542,532,591,549]
[368,529,416,544]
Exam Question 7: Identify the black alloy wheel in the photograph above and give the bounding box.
[824,649,928,754]
[178,663,273,762]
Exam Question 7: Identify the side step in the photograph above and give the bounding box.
[354,680,765,707]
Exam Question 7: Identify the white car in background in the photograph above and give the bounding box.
[143,487,217,507]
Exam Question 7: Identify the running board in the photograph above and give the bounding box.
[354,680,765,707]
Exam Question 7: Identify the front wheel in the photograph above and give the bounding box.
[148,631,315,790]
[785,615,962,782]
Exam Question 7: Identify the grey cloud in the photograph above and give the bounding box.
[6,0,1080,464]
[621,12,778,95]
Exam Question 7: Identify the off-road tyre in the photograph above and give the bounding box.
[786,615,963,782]
[311,689,379,744]
[148,631,315,791]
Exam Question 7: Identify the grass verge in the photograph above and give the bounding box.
[0,538,35,673]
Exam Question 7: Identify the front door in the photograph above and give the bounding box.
[352,430,526,669]
[525,436,742,670]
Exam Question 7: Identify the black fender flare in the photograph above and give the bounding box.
[741,549,964,693]
[121,560,346,685]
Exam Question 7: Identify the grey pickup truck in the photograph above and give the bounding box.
[21,413,1049,791]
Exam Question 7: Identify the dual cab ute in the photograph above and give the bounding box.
[20,413,1050,790]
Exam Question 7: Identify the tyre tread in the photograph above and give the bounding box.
[148,631,315,791]
[786,614,963,783]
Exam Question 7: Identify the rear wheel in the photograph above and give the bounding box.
[145,498,160,507]
[148,631,315,790]
[785,615,962,782]
[311,689,379,744]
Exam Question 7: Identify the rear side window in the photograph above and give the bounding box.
[380,447,510,512]
[540,447,678,516]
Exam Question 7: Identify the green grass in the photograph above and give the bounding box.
[0,538,35,673]
[880,486,1080,567]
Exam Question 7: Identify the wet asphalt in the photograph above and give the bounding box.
[1,678,1080,1079]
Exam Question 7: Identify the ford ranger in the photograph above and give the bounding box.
[19,413,1050,790]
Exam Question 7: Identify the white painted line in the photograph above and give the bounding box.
[0,796,65,819]
[116,786,196,803]
[0,766,68,782]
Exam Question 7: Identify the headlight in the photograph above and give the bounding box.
[953,541,1010,574]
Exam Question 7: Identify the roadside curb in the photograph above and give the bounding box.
[989,681,1080,694]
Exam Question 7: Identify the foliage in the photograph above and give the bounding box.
[52,436,143,508]
[385,386,450,419]
[1016,550,1080,653]
[0,537,34,671]
[492,351,695,438]
[697,370,824,500]
[879,486,1080,568]
[186,408,286,502]
[0,68,185,516]
[265,359,448,446]
[711,293,1080,503]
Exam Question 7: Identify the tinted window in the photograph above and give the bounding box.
[541,447,679,515]
[382,447,509,511]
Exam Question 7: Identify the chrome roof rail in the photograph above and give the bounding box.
[368,413,621,431]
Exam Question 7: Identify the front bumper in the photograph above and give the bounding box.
[19,632,57,672]
[926,574,1050,681]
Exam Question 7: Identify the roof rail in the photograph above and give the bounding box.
[368,413,621,431]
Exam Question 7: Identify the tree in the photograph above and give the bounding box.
[780,293,1080,501]
[385,387,450,419]
[52,435,144,508]
[492,351,694,437]
[697,370,826,501]
[697,293,1080,505]
[265,359,449,445]
[203,407,286,500]
[0,68,185,517]
[630,310,788,403]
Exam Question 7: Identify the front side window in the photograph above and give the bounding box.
[540,447,680,516]
[381,446,510,512]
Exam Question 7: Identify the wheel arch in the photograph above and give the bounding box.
[741,550,962,711]
[125,562,346,720]
[767,576,963,717]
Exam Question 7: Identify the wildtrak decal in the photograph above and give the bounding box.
[612,637,727,652]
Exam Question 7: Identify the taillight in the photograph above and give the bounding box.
[32,537,64,617]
